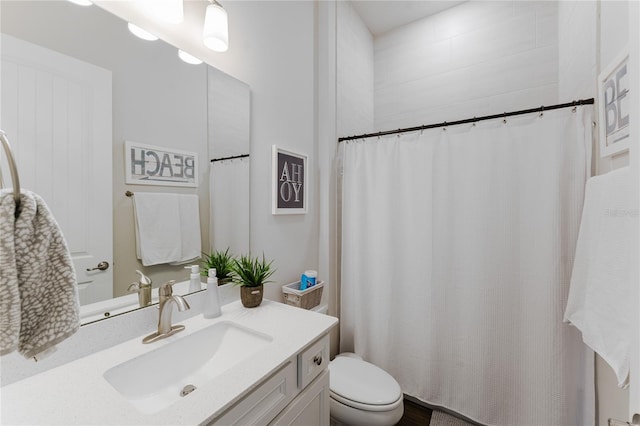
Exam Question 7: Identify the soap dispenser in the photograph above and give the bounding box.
[203,268,221,319]
[185,265,201,292]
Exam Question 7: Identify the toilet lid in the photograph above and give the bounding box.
[328,357,401,405]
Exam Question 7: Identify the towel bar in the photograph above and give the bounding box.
[0,130,22,218]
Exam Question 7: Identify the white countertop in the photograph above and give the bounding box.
[1,300,338,425]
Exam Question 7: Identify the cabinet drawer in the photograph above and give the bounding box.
[211,360,297,425]
[298,334,329,389]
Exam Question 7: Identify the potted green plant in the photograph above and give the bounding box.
[231,253,275,308]
[201,248,235,285]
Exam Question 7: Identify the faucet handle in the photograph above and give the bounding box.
[159,280,177,297]
[135,270,152,286]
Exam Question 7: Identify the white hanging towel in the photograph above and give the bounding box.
[170,194,202,265]
[564,166,634,388]
[134,193,201,266]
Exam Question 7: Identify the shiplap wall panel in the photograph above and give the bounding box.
[374,1,559,131]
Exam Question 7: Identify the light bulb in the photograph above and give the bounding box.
[203,1,228,52]
[178,49,203,65]
[127,23,158,41]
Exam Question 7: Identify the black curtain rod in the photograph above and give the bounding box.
[338,98,595,142]
[210,154,250,163]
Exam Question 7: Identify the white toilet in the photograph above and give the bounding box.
[310,305,403,425]
[328,353,404,425]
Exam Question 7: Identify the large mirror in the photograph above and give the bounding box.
[0,1,250,323]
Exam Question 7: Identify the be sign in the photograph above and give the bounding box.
[599,51,630,157]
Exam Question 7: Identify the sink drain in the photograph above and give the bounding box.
[180,384,196,397]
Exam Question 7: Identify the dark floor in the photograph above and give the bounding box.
[396,398,432,426]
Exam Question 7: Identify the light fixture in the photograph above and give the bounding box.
[203,0,229,52]
[67,0,92,6]
[127,23,159,41]
[140,0,183,25]
[178,49,203,65]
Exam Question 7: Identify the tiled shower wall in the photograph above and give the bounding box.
[337,0,374,137]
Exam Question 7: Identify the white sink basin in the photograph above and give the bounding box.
[103,321,272,414]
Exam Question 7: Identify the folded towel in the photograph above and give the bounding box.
[134,193,182,266]
[133,192,201,266]
[0,189,80,359]
[564,167,634,387]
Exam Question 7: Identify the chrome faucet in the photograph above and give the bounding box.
[143,280,190,344]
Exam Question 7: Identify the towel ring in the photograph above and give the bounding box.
[0,130,22,218]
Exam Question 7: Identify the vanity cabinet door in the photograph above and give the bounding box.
[269,370,330,426]
[211,360,297,425]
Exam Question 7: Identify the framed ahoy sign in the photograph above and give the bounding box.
[272,145,307,214]
[598,46,630,157]
[125,141,198,187]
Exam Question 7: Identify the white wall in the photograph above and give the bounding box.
[629,1,640,420]
[558,1,632,423]
[192,1,319,302]
[316,0,339,357]
[374,1,559,131]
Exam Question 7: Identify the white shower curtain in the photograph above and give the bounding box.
[340,107,595,426]
[210,158,250,254]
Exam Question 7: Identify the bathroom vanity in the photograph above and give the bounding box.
[1,300,337,425]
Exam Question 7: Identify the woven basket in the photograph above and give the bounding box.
[282,281,324,310]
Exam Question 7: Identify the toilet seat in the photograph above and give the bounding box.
[328,356,402,411]
[330,390,403,412]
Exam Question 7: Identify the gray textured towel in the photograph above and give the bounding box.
[0,189,80,359]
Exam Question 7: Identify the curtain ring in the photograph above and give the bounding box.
[539,106,544,118]
[502,113,507,124]
[572,100,577,113]
[472,117,477,127]
[442,121,447,131]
